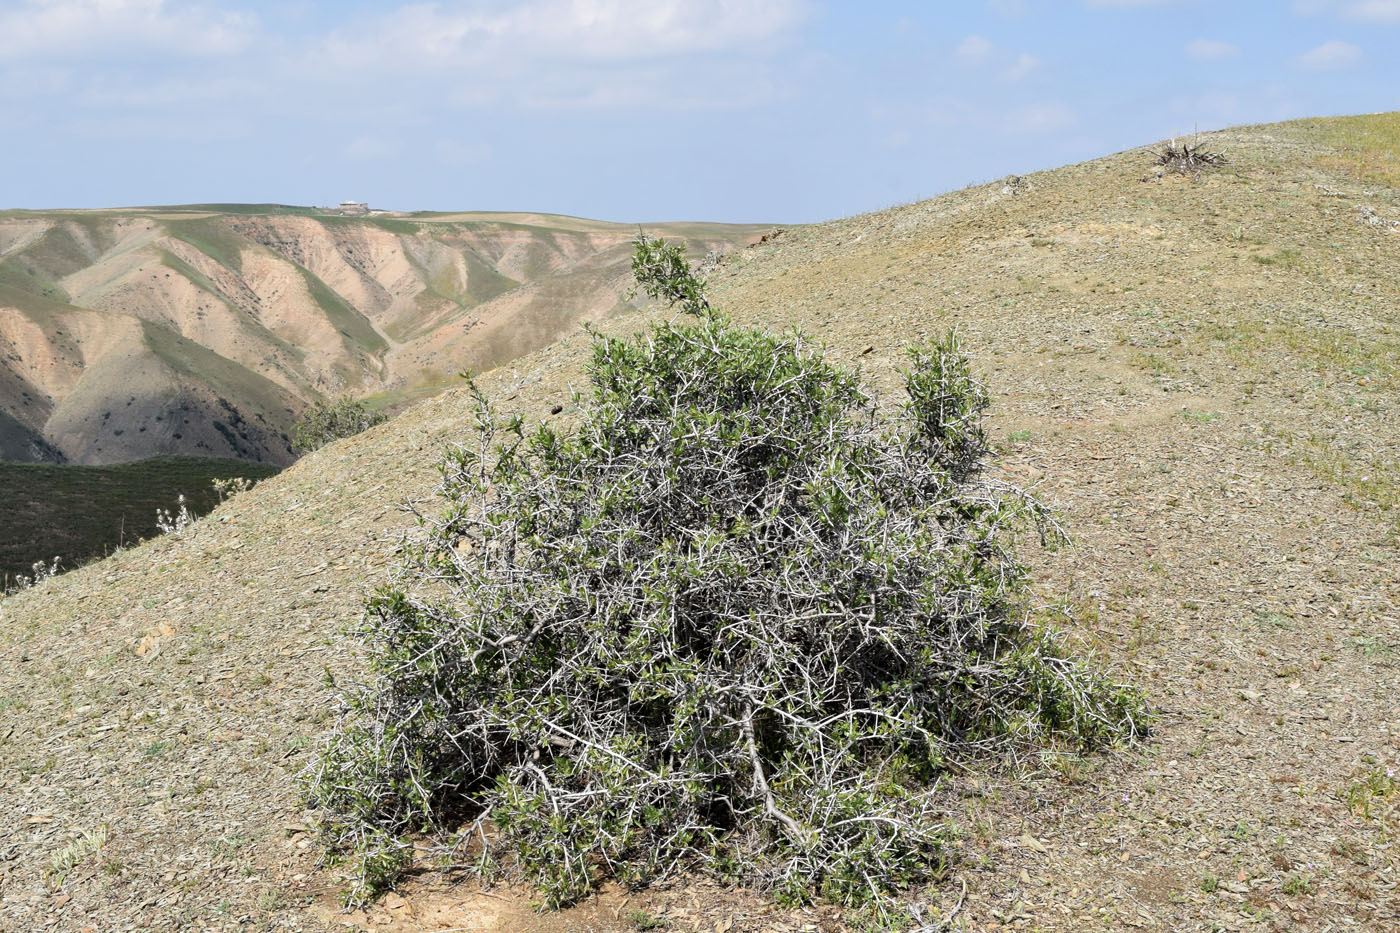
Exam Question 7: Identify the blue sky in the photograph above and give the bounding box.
[0,0,1396,222]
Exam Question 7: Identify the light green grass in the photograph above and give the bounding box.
[295,266,388,354]
[165,217,249,273]
[1304,113,1400,189]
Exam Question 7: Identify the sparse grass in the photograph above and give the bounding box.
[165,217,250,273]
[1196,311,1400,393]
[1130,351,1175,377]
[1281,873,1317,897]
[628,908,667,931]
[1041,751,1097,785]
[1286,433,1400,525]
[0,456,278,586]
[46,824,110,889]
[1341,767,1399,825]
[256,888,285,912]
[1249,248,1302,270]
[211,834,254,860]
[361,376,461,414]
[1307,113,1400,189]
[1252,609,1293,630]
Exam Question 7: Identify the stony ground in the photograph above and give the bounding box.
[2,115,1397,931]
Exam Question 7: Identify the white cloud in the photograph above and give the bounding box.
[1345,0,1400,18]
[952,36,1037,84]
[1003,52,1038,82]
[952,35,1041,84]
[1295,0,1400,20]
[318,0,808,71]
[954,34,994,64]
[1184,38,1240,60]
[299,0,808,113]
[0,0,256,60]
[1296,39,1363,70]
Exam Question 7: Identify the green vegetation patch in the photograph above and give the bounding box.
[138,321,300,431]
[0,257,67,303]
[0,455,279,586]
[156,249,235,304]
[295,266,388,354]
[319,213,424,236]
[293,396,387,453]
[1305,113,1400,190]
[399,248,518,337]
[457,248,518,307]
[165,217,249,273]
[0,222,109,302]
[20,224,99,279]
[161,203,322,217]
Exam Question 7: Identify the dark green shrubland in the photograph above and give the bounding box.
[292,396,386,453]
[306,236,1146,918]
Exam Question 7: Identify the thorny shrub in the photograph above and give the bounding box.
[293,396,387,453]
[306,236,1147,919]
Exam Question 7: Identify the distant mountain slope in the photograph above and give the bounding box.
[0,207,769,465]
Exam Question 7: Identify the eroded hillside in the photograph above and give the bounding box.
[0,207,767,465]
[1,115,1397,931]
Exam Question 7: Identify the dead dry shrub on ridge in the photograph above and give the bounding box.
[1149,137,1228,177]
[305,236,1148,920]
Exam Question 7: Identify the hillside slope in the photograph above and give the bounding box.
[0,207,768,465]
[1,115,1398,932]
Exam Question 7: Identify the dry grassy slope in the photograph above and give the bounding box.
[0,209,768,466]
[2,114,1399,932]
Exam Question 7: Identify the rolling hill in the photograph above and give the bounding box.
[1,114,1398,931]
[0,206,769,465]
